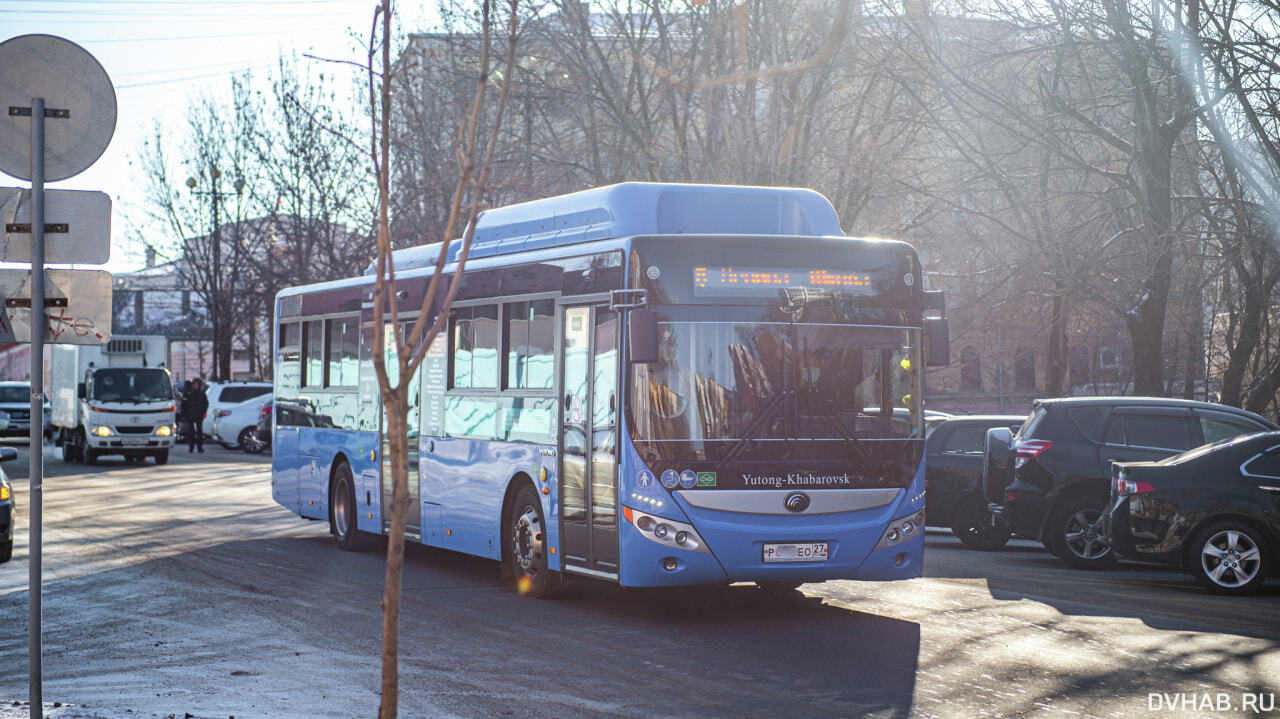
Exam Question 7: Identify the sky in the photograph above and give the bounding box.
[1,0,439,272]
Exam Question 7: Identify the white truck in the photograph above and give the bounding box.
[51,336,178,465]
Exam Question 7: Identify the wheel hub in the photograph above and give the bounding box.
[512,506,543,574]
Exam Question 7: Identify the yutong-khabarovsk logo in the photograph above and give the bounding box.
[741,472,852,488]
[784,492,810,513]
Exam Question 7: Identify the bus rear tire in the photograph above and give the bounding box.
[508,485,555,598]
[331,461,366,551]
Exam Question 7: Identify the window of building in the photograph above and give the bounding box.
[504,299,555,390]
[451,305,499,389]
[327,317,360,387]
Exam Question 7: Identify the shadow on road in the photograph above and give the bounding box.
[924,532,1280,639]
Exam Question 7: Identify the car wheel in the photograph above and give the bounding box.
[244,430,266,454]
[236,427,254,451]
[154,450,169,465]
[951,494,1011,551]
[83,438,99,466]
[60,432,78,463]
[0,539,12,563]
[1188,520,1271,595]
[508,484,555,597]
[1049,495,1117,569]
[331,461,366,551]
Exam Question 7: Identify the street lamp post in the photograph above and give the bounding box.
[186,167,244,381]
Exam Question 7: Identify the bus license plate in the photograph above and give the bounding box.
[762,542,828,563]
[122,438,147,446]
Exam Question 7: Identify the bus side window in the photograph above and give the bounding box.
[277,322,302,392]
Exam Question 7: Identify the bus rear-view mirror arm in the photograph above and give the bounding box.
[628,309,659,364]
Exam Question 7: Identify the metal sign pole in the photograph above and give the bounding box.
[28,95,45,718]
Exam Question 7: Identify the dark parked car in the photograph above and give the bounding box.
[984,397,1277,569]
[1104,431,1280,595]
[926,415,1026,550]
[0,445,19,562]
[247,399,330,453]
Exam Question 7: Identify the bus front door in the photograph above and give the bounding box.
[560,304,620,578]
[381,322,422,539]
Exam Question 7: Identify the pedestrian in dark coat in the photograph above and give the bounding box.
[181,378,209,453]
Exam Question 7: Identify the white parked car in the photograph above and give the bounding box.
[197,381,272,438]
[211,393,272,450]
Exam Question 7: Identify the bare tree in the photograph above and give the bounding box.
[365,1,520,716]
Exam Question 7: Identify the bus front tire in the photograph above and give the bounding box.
[508,485,555,598]
[331,461,366,551]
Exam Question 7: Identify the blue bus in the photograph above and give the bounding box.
[270,182,950,596]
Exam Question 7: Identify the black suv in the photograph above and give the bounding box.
[926,415,1026,550]
[983,397,1277,569]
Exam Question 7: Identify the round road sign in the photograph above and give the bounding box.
[0,34,117,182]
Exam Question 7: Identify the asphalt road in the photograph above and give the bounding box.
[0,439,1276,718]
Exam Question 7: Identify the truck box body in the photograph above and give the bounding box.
[51,337,170,428]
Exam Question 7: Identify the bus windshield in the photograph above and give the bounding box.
[91,369,173,403]
[628,322,920,443]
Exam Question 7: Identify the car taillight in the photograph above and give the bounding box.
[216,410,231,417]
[260,406,271,416]
[1005,489,1021,502]
[1111,476,1155,497]
[1014,439,1053,469]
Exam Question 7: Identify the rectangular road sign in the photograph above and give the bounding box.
[0,187,111,264]
[0,269,110,345]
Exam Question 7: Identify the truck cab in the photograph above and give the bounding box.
[51,336,178,466]
[70,366,177,465]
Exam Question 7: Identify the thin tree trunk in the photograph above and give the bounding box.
[378,391,409,719]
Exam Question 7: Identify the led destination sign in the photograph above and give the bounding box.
[693,266,873,297]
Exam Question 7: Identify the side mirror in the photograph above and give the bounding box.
[0,447,17,462]
[924,317,950,366]
[77,382,86,399]
[628,309,659,364]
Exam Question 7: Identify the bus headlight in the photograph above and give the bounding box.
[621,506,711,554]
[91,425,113,437]
[155,425,173,437]
[875,511,925,551]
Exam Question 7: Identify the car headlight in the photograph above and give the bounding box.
[91,425,113,437]
[155,425,173,437]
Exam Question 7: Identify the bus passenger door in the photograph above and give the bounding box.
[560,304,620,578]
[380,322,422,539]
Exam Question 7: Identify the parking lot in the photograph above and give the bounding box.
[0,439,1276,718]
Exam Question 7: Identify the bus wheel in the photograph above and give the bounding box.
[509,485,554,598]
[332,461,366,551]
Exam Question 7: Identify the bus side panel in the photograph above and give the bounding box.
[423,437,558,566]
[296,427,377,523]
[271,427,301,514]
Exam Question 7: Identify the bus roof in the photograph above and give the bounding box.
[367,182,845,275]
